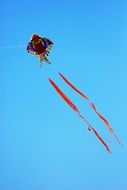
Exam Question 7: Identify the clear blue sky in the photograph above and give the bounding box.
[1,0,127,189]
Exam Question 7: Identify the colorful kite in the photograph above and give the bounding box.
[0,33,121,152]
[26,33,121,153]
[27,33,121,153]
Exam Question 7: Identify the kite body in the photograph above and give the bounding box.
[27,34,53,65]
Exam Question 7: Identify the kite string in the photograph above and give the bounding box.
[0,44,26,49]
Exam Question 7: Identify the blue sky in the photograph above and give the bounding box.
[1,0,127,189]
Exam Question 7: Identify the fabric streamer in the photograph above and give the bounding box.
[58,72,121,145]
[49,78,111,153]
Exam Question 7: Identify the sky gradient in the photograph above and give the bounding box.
[1,0,127,190]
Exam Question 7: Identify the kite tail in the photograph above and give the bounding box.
[49,78,111,153]
[90,102,121,145]
[59,72,121,145]
[78,113,111,153]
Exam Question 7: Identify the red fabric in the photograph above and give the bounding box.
[49,78,111,153]
[59,72,121,145]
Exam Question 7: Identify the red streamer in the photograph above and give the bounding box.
[59,72,121,145]
[49,78,111,153]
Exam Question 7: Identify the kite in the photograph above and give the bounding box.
[1,33,121,153]
[26,33,121,153]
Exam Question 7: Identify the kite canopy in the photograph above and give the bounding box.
[27,33,53,64]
